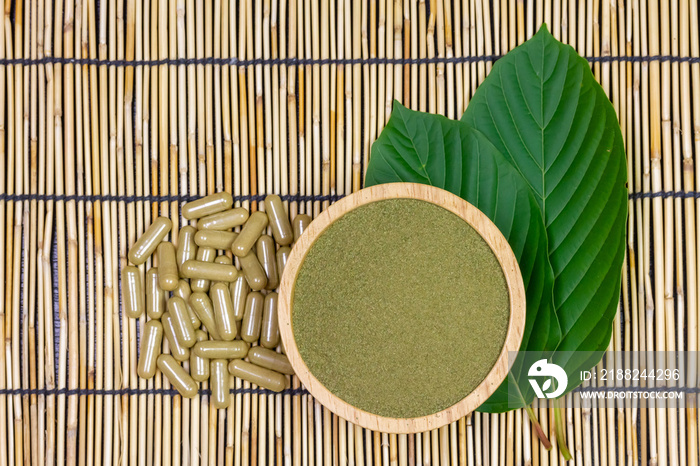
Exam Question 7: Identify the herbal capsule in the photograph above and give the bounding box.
[292,214,311,242]
[176,225,198,269]
[193,340,249,359]
[214,255,233,265]
[173,280,200,329]
[189,292,220,340]
[162,312,190,361]
[264,194,293,246]
[191,247,216,292]
[210,359,230,409]
[190,330,210,382]
[157,242,179,291]
[229,275,249,321]
[199,207,249,230]
[168,297,196,348]
[276,247,291,277]
[182,192,233,219]
[181,260,239,283]
[146,268,166,319]
[260,292,280,349]
[232,211,269,257]
[248,347,294,375]
[128,217,172,265]
[241,291,264,343]
[256,235,279,290]
[195,230,238,250]
[238,251,267,291]
[137,320,163,379]
[121,266,144,318]
[210,282,236,341]
[228,359,286,392]
[157,354,199,398]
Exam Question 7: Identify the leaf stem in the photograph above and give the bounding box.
[553,398,573,461]
[525,404,552,450]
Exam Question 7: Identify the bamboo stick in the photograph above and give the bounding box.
[680,0,699,461]
[27,0,40,461]
[691,8,700,464]
[358,0,368,188]
[19,0,30,460]
[418,0,426,112]
[0,0,7,460]
[435,0,445,116]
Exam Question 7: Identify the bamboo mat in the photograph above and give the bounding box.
[0,0,698,464]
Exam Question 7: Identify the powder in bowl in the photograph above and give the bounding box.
[291,198,510,419]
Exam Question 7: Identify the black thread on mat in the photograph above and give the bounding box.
[1,385,695,396]
[628,191,700,200]
[0,387,310,396]
[1,191,697,203]
[1,55,699,67]
[0,193,347,203]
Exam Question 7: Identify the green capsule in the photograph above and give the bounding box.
[190,330,210,382]
[157,354,199,398]
[214,255,233,265]
[121,266,144,318]
[229,275,250,321]
[193,340,249,359]
[182,192,234,220]
[210,282,237,341]
[210,359,230,409]
[256,235,279,290]
[238,251,267,291]
[181,260,239,283]
[157,242,179,291]
[195,230,238,250]
[292,214,311,242]
[276,247,291,278]
[232,211,269,257]
[228,359,286,392]
[173,280,200,329]
[168,297,196,348]
[146,268,166,319]
[197,246,217,262]
[241,291,264,343]
[248,346,294,375]
[137,320,164,379]
[161,312,190,361]
[198,207,250,230]
[264,195,293,246]
[176,225,198,269]
[260,292,280,349]
[128,217,172,265]
[191,247,216,292]
[189,292,220,340]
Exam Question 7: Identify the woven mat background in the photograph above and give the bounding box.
[0,0,698,464]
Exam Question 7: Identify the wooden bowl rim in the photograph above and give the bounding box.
[278,182,526,434]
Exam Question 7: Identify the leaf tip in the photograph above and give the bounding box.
[536,23,551,35]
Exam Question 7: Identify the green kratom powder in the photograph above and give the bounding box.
[292,199,510,419]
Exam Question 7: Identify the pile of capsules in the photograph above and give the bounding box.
[122,192,311,409]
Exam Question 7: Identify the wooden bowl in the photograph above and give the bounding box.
[278,183,526,434]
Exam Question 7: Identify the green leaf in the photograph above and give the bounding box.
[461,25,627,391]
[365,102,561,411]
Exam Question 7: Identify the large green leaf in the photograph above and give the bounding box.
[365,102,561,411]
[461,25,627,391]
